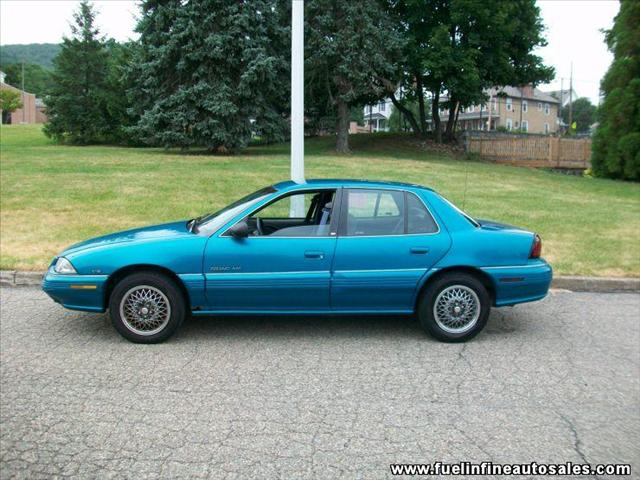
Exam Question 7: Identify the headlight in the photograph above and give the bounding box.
[53,257,77,274]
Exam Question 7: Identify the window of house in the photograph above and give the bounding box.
[344,189,405,236]
[506,118,513,130]
[544,103,550,115]
[379,101,385,111]
[522,100,528,112]
[407,193,438,234]
[506,98,512,111]
[544,123,549,134]
[492,98,497,111]
[538,102,543,111]
[522,120,528,132]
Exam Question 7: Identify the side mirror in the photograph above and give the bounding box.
[228,220,249,238]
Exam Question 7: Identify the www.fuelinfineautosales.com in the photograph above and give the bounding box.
[389,461,631,476]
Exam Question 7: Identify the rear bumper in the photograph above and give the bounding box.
[42,270,108,313]
[481,260,553,307]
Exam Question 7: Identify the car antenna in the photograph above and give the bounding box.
[462,151,470,210]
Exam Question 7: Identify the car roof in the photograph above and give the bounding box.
[273,179,434,192]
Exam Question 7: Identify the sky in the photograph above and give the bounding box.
[0,0,620,105]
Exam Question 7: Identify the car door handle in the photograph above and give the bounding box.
[410,247,430,255]
[305,250,325,259]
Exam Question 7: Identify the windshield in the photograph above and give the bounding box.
[195,186,276,235]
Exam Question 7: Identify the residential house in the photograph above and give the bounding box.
[0,70,46,124]
[548,88,578,109]
[439,86,560,134]
[363,98,393,132]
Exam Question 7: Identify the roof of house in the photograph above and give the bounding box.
[488,86,559,103]
[440,86,559,106]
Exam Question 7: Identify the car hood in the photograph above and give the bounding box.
[61,220,191,256]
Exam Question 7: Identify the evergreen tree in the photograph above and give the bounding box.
[43,1,112,144]
[128,0,289,152]
[305,0,402,153]
[592,0,639,181]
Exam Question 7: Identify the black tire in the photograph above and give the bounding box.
[109,272,186,343]
[418,273,490,342]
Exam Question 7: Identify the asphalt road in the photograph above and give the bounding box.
[1,287,639,479]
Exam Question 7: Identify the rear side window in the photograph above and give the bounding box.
[344,189,404,236]
[407,193,438,234]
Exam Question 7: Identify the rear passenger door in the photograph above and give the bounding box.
[331,188,451,312]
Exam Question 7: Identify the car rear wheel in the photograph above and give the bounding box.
[109,272,185,343]
[418,273,490,342]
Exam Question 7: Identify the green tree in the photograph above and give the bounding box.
[388,97,422,132]
[2,63,54,97]
[305,0,402,153]
[103,40,138,144]
[128,0,289,152]
[562,97,597,134]
[0,89,23,114]
[43,1,113,144]
[592,0,639,181]
[386,0,553,142]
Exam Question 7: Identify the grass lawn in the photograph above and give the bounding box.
[1,124,639,276]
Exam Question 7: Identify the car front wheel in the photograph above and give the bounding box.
[109,272,185,343]
[418,273,490,342]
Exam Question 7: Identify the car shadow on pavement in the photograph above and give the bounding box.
[64,306,530,344]
[178,314,425,342]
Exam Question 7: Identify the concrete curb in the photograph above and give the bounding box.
[1,270,639,293]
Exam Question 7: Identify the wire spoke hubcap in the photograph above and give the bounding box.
[433,285,481,334]
[119,285,171,336]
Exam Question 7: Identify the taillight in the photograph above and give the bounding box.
[530,234,542,258]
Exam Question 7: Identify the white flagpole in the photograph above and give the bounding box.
[290,0,305,217]
[291,0,305,184]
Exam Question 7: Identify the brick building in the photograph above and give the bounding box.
[0,70,46,124]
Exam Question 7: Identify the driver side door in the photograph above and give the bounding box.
[203,189,340,312]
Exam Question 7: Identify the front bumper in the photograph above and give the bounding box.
[42,270,108,312]
[481,260,553,307]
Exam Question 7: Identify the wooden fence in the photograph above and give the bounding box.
[464,132,591,169]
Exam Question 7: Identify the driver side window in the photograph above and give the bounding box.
[247,190,336,237]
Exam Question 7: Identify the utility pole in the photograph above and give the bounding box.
[559,77,564,133]
[519,85,524,131]
[21,61,25,124]
[290,0,305,216]
[568,62,573,132]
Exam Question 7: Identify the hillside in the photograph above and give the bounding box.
[0,43,61,70]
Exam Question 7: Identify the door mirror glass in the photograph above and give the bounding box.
[228,220,249,238]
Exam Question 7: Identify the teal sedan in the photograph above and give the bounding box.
[43,179,552,343]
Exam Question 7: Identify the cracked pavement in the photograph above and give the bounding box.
[1,287,639,479]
